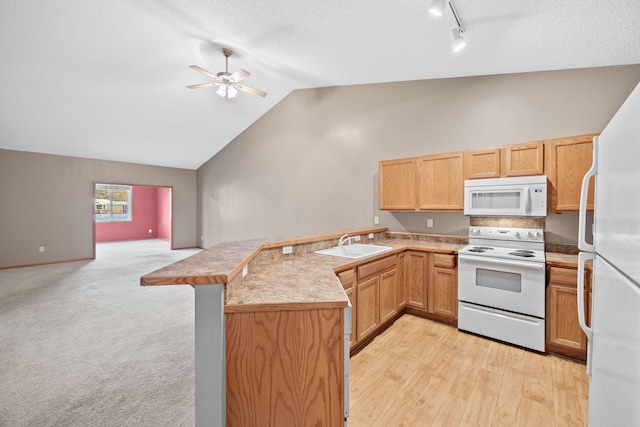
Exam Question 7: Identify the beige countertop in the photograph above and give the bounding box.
[140,228,464,312]
[141,228,584,312]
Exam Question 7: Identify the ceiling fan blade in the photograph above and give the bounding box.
[189,65,219,80]
[230,68,250,82]
[186,82,221,89]
[236,84,267,98]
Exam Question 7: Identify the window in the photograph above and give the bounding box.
[95,184,132,222]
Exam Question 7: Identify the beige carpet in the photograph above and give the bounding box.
[0,240,201,427]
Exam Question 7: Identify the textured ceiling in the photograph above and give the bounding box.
[1,0,639,169]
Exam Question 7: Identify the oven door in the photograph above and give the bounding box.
[458,254,545,318]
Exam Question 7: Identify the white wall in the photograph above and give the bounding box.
[196,65,640,247]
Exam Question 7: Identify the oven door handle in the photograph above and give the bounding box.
[459,256,545,271]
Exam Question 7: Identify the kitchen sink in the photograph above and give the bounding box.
[315,243,393,259]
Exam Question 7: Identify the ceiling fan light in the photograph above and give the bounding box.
[216,85,227,97]
[450,27,466,52]
[227,85,238,98]
[429,0,447,16]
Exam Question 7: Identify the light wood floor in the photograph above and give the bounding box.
[349,315,589,427]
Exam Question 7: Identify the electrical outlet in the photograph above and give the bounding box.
[242,265,248,278]
[368,233,374,239]
[39,246,45,252]
[282,245,293,255]
[427,219,433,228]
[354,235,361,242]
[374,216,379,225]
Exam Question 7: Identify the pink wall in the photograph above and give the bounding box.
[96,186,161,242]
[157,187,171,241]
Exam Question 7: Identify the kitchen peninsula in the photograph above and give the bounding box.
[140,227,464,427]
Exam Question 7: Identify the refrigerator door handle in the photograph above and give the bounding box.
[578,136,598,252]
[578,251,594,375]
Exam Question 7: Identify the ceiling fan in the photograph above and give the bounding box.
[187,48,267,102]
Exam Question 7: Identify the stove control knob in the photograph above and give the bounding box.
[514,232,521,238]
[471,228,481,235]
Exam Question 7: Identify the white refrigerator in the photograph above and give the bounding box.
[578,81,640,426]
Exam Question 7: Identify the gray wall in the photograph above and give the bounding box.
[0,150,196,268]
[197,65,640,247]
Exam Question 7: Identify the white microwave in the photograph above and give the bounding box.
[463,175,547,217]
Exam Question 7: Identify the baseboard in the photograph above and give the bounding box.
[0,257,94,271]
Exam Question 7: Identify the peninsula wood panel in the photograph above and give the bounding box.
[465,148,501,179]
[546,134,597,211]
[226,308,344,427]
[417,152,464,210]
[379,158,417,210]
[502,141,544,177]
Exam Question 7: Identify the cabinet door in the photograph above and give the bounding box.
[379,269,398,324]
[546,134,597,211]
[345,286,357,349]
[356,276,379,342]
[406,251,428,310]
[546,266,589,360]
[417,152,464,210]
[428,254,458,320]
[503,141,544,177]
[379,158,417,210]
[465,148,501,179]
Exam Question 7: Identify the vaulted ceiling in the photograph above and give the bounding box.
[1,1,639,169]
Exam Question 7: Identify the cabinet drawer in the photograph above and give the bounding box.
[433,253,456,269]
[358,256,396,281]
[548,266,578,286]
[338,269,355,290]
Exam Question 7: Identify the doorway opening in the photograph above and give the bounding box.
[93,183,173,256]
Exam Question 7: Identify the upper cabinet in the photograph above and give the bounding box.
[379,134,595,212]
[417,152,464,210]
[503,142,544,177]
[545,134,597,211]
[464,148,501,179]
[379,158,416,210]
[464,141,544,180]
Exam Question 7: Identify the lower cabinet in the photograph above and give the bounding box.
[406,251,428,310]
[354,255,399,345]
[428,253,458,323]
[546,265,592,361]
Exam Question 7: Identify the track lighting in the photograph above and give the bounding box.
[429,0,467,52]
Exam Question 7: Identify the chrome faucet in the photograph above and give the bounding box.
[338,234,352,249]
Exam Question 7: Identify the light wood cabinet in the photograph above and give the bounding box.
[428,253,458,323]
[338,269,357,349]
[546,265,591,361]
[464,148,501,179]
[503,141,544,177]
[397,252,407,311]
[417,152,464,210]
[355,255,398,343]
[379,158,417,210]
[405,251,428,311]
[356,276,379,342]
[379,269,399,324]
[465,141,544,180]
[546,134,597,211]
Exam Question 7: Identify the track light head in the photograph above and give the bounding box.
[450,26,466,52]
[429,0,447,16]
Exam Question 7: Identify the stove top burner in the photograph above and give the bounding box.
[468,247,495,253]
[509,252,535,258]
